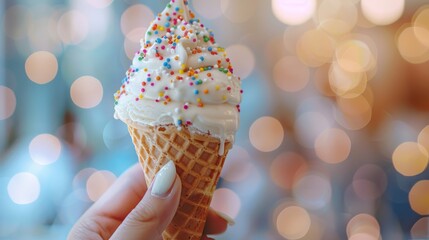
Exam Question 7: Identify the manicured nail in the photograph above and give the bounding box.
[151,161,176,197]
[214,209,235,226]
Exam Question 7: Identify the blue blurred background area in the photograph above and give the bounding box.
[1,0,429,239]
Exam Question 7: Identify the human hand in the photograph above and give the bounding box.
[68,161,233,240]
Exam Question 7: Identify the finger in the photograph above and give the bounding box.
[203,208,235,235]
[111,161,182,240]
[68,163,147,240]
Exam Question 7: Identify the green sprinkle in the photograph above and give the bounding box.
[203,36,210,42]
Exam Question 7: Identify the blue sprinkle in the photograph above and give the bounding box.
[156,38,162,44]
[175,7,180,11]
[167,64,172,69]
[135,68,139,72]
[146,40,150,44]
[163,62,168,67]
[166,58,171,62]
[177,120,182,125]
[167,16,171,21]
[165,22,170,27]
[177,36,181,39]
[208,47,213,51]
[199,56,204,62]
[194,90,199,95]
[147,78,151,82]
[154,30,159,34]
[172,42,177,47]
[191,76,196,80]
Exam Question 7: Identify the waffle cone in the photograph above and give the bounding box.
[127,124,231,240]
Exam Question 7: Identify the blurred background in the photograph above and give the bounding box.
[1,0,429,239]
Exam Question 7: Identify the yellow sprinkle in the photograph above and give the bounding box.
[159,92,164,97]
[179,9,184,13]
[218,47,224,52]
[197,98,201,102]
[139,94,143,99]
[179,69,184,74]
[144,68,148,72]
[159,26,164,31]
[200,67,204,72]
[181,63,186,69]
[222,95,227,100]
[215,85,220,91]
[227,72,232,76]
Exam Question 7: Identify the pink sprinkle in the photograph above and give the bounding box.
[141,88,145,92]
[161,45,166,50]
[150,83,155,86]
[164,87,169,90]
[135,98,139,101]
[193,38,196,42]
[189,82,194,86]
[184,105,189,110]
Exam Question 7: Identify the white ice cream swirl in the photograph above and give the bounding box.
[114,0,242,154]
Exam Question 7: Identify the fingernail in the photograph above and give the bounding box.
[214,210,235,226]
[151,160,176,197]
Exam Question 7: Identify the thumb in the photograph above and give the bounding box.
[111,161,181,240]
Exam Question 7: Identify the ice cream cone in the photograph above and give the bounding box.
[128,124,232,240]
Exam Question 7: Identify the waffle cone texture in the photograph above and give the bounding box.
[128,124,232,240]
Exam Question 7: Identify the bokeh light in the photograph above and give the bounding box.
[413,6,429,47]
[315,128,351,164]
[211,188,241,218]
[57,10,89,45]
[335,40,374,73]
[409,180,429,215]
[0,86,17,120]
[316,0,358,35]
[220,0,256,23]
[120,4,154,36]
[346,213,380,240]
[249,116,284,152]
[29,134,62,165]
[276,205,311,239]
[411,217,429,239]
[70,76,104,109]
[396,26,429,64]
[221,146,253,182]
[192,0,222,19]
[273,56,310,92]
[272,0,316,25]
[335,95,372,130]
[361,0,404,25]
[329,62,368,98]
[392,142,428,176]
[352,164,387,201]
[7,172,40,205]
[418,125,429,152]
[293,173,332,209]
[296,29,335,67]
[226,45,255,79]
[270,152,308,190]
[86,0,113,8]
[25,51,58,84]
[86,170,117,202]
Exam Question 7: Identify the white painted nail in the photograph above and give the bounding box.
[151,161,176,197]
[214,210,235,226]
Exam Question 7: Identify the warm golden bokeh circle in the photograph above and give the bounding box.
[211,188,241,218]
[396,26,429,64]
[361,0,404,25]
[315,128,351,164]
[346,213,380,239]
[272,0,316,25]
[273,56,310,92]
[411,217,429,239]
[25,51,58,84]
[249,116,284,152]
[276,206,311,239]
[392,142,429,176]
[121,4,154,36]
[70,76,104,109]
[418,125,429,153]
[409,180,429,215]
[226,45,255,79]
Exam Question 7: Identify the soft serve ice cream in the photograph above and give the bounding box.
[114,0,242,154]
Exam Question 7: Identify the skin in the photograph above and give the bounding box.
[68,163,229,240]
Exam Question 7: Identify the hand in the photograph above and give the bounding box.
[68,161,233,240]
